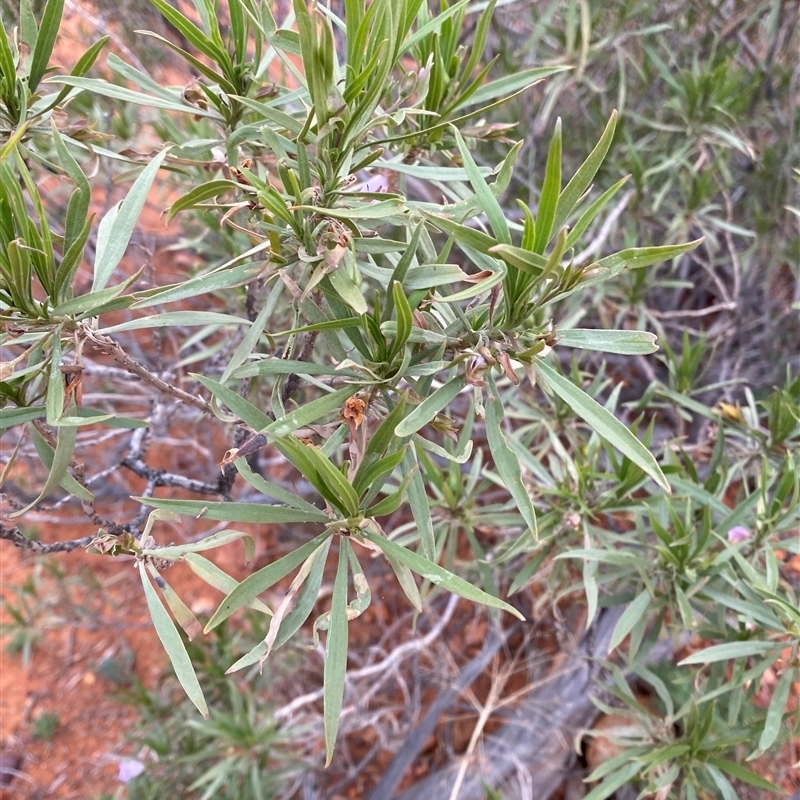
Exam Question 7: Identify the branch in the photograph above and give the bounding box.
[82,327,212,414]
[0,522,98,554]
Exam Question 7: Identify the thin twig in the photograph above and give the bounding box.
[0,522,98,554]
[82,327,212,414]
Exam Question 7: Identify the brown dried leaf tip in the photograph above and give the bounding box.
[342,396,366,429]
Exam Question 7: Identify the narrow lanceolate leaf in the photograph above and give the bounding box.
[266,386,359,437]
[28,0,64,92]
[92,149,170,292]
[192,373,272,430]
[9,423,79,517]
[100,310,246,334]
[608,589,651,652]
[46,77,220,117]
[454,65,570,110]
[552,110,617,234]
[137,498,329,524]
[535,359,669,491]
[556,329,659,355]
[384,548,422,612]
[395,375,467,437]
[27,424,93,502]
[592,239,703,272]
[533,118,562,254]
[269,433,360,517]
[206,532,333,631]
[403,444,435,561]
[166,180,240,223]
[485,375,537,537]
[452,126,510,245]
[148,565,202,640]
[226,537,331,673]
[488,243,547,276]
[139,563,208,717]
[677,640,780,665]
[141,529,255,562]
[183,554,271,615]
[362,529,525,620]
[753,666,794,757]
[705,757,782,793]
[324,540,351,766]
[130,262,262,310]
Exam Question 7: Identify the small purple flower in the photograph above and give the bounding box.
[727,526,750,544]
[118,759,145,783]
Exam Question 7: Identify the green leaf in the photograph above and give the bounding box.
[388,281,413,359]
[535,359,669,491]
[354,398,408,482]
[395,375,467,437]
[139,562,208,717]
[141,529,255,562]
[563,176,630,252]
[402,445,435,559]
[556,329,658,355]
[166,180,240,223]
[232,358,359,379]
[593,239,704,272]
[225,537,331,672]
[192,373,272,430]
[754,666,794,756]
[0,406,46,430]
[137,497,329,524]
[147,565,202,640]
[269,433,360,516]
[583,762,644,800]
[488,244,547,276]
[705,757,783,792]
[46,77,220,117]
[147,0,231,66]
[19,0,38,52]
[608,589,651,653]
[454,65,570,110]
[9,422,78,517]
[101,311,249,333]
[452,126,510,245]
[266,386,359,438]
[553,110,617,234]
[235,457,324,515]
[418,209,497,254]
[328,260,368,314]
[130,262,263,310]
[46,332,63,424]
[106,52,188,102]
[533,118,562,254]
[352,448,406,498]
[485,375,537,536]
[28,0,64,92]
[51,268,142,317]
[677,640,779,665]
[92,149,170,292]
[402,0,470,53]
[362,529,524,620]
[27,424,93,502]
[324,539,350,766]
[183,554,271,615]
[383,545,423,614]
[206,531,333,631]
[291,199,404,221]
